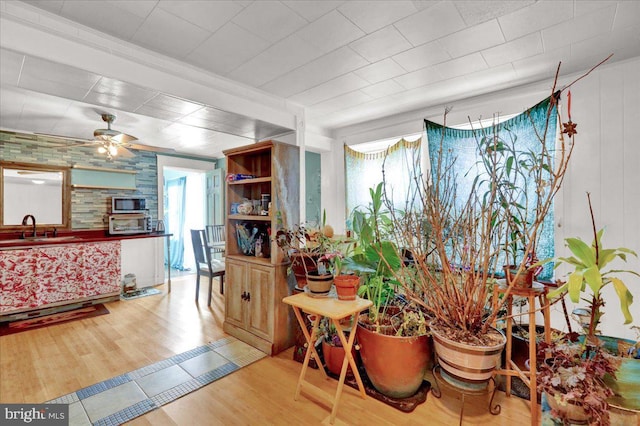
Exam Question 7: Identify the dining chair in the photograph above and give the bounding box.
[205,224,226,259]
[190,229,225,306]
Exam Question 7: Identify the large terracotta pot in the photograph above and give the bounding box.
[321,339,355,377]
[334,275,360,301]
[431,325,506,382]
[290,252,318,288]
[357,315,432,398]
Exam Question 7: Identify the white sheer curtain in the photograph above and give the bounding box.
[345,138,422,226]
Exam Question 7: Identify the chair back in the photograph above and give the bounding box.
[190,229,211,268]
[206,225,225,244]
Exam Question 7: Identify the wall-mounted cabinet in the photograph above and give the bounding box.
[223,140,299,355]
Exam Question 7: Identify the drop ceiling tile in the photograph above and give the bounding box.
[349,26,413,63]
[232,1,307,43]
[140,94,203,115]
[481,33,543,67]
[433,53,488,80]
[571,25,640,68]
[337,1,417,34]
[307,90,374,116]
[289,72,370,105]
[438,19,504,58]
[282,1,343,22]
[353,58,407,84]
[511,46,572,80]
[131,7,212,58]
[106,0,157,19]
[462,63,517,91]
[88,77,157,106]
[297,10,365,53]
[22,0,64,14]
[393,66,443,90]
[59,0,146,40]
[360,79,405,99]
[392,41,451,72]
[158,0,244,33]
[613,0,640,30]
[453,1,534,26]
[187,23,270,75]
[575,1,615,17]
[396,1,466,46]
[542,4,616,51]
[498,1,573,41]
[261,46,369,98]
[231,34,324,87]
[19,56,101,100]
[135,104,188,122]
[0,49,24,87]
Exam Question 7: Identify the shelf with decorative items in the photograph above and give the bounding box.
[223,140,299,356]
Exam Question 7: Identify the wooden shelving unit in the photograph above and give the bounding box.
[223,140,300,355]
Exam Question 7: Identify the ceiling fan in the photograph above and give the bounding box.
[30,112,175,160]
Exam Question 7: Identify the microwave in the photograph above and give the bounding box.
[112,196,147,213]
[108,214,152,235]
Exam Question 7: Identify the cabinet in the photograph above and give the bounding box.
[223,140,299,355]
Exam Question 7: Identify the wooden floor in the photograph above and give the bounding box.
[0,274,537,425]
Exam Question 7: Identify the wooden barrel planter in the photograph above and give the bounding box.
[431,325,506,383]
[305,271,333,295]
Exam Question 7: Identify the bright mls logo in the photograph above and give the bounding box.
[1,404,67,425]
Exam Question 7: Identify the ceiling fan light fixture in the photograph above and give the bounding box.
[108,143,118,157]
[98,145,107,154]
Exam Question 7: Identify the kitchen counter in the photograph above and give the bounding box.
[0,230,171,250]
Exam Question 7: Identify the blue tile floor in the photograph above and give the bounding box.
[45,337,266,426]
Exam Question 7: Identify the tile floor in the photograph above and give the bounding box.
[46,337,266,426]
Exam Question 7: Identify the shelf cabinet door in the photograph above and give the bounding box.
[246,263,275,341]
[224,258,246,329]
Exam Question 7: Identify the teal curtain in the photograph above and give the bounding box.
[164,176,187,270]
[425,97,557,280]
[345,138,421,225]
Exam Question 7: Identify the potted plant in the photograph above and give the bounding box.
[536,339,621,425]
[318,317,355,377]
[348,183,432,399]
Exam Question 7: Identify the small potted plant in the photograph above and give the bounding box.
[318,317,355,377]
[537,339,621,425]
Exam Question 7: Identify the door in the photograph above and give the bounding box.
[210,168,224,225]
[247,263,275,341]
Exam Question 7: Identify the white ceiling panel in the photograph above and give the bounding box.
[353,58,407,84]
[349,26,413,63]
[437,19,504,58]
[391,41,451,72]
[261,46,369,98]
[131,7,211,58]
[297,10,364,54]
[186,23,270,75]
[158,0,243,33]
[481,33,543,67]
[1,0,639,159]
[542,4,617,52]
[396,1,466,46]
[231,0,307,43]
[290,72,370,106]
[498,0,573,41]
[453,1,534,26]
[282,0,344,22]
[337,1,418,34]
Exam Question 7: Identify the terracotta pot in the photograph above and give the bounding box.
[334,275,360,300]
[503,265,534,288]
[321,338,355,377]
[357,314,432,398]
[431,325,505,382]
[544,391,591,423]
[306,271,333,295]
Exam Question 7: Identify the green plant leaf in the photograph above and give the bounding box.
[566,238,596,267]
[567,270,585,303]
[610,277,634,324]
[582,265,603,295]
[548,282,569,299]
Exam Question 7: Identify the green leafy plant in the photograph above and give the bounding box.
[545,193,638,339]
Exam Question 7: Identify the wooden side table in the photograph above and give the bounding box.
[493,281,551,426]
[282,292,373,424]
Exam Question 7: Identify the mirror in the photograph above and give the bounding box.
[0,161,71,231]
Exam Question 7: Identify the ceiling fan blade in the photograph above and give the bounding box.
[125,143,176,154]
[117,146,136,158]
[110,133,137,144]
[33,132,92,144]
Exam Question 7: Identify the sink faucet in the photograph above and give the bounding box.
[21,214,36,238]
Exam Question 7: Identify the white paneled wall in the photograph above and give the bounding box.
[552,57,640,341]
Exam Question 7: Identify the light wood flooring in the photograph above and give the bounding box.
[1,274,538,425]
